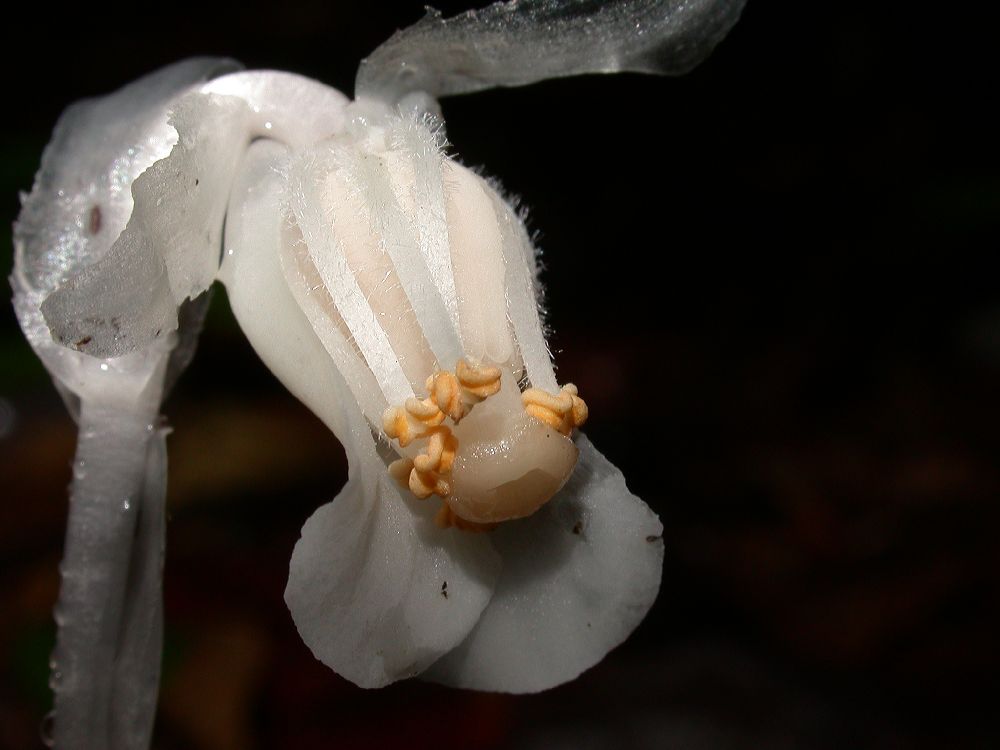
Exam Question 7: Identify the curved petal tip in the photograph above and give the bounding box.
[285,464,501,688]
[424,435,663,693]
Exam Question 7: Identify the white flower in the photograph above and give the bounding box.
[18,61,663,694]
[214,83,665,692]
[16,2,750,717]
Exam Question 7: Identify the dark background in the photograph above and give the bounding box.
[1,2,998,748]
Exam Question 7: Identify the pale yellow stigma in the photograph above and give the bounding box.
[385,364,586,531]
[522,383,588,436]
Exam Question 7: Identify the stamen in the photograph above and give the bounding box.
[412,427,457,475]
[387,426,455,500]
[381,397,444,446]
[384,359,503,528]
[456,359,502,396]
[409,464,450,499]
[522,383,588,436]
[425,359,502,423]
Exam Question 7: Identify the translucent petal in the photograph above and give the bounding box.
[12,58,239,403]
[219,137,369,442]
[10,60,239,750]
[200,70,350,148]
[31,67,350,364]
[286,467,502,688]
[40,91,256,358]
[13,58,239,298]
[442,162,517,369]
[221,138,502,690]
[424,435,664,693]
[483,175,555,391]
[356,0,747,103]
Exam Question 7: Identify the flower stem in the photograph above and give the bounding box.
[49,396,168,750]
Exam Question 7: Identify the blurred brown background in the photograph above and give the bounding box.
[1,1,998,748]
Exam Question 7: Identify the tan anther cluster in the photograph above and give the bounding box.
[387,423,457,499]
[425,359,501,423]
[384,359,502,525]
[382,396,445,447]
[522,383,589,436]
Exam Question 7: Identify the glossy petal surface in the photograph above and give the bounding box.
[222,136,503,690]
[356,0,747,103]
[424,436,664,692]
[286,465,501,688]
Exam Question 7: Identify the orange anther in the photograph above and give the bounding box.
[456,359,502,395]
[405,396,445,424]
[388,458,414,484]
[384,360,504,529]
[522,383,588,436]
[382,406,415,446]
[409,466,450,499]
[428,370,464,421]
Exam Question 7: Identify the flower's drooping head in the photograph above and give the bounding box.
[239,99,589,530]
[212,93,664,691]
[12,0,747,704]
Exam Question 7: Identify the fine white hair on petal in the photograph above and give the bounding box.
[442,160,516,366]
[386,115,461,333]
[337,141,464,368]
[423,435,664,693]
[285,146,419,404]
[483,180,557,392]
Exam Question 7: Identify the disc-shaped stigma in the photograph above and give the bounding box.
[522,383,588,436]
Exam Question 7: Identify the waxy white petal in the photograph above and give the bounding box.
[286,465,501,688]
[223,136,503,690]
[424,436,664,693]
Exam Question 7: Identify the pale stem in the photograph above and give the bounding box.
[49,392,168,750]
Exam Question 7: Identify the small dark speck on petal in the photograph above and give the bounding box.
[75,335,92,348]
[88,205,102,235]
[441,581,448,598]
[646,535,662,543]
[572,521,583,535]
[194,178,199,186]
